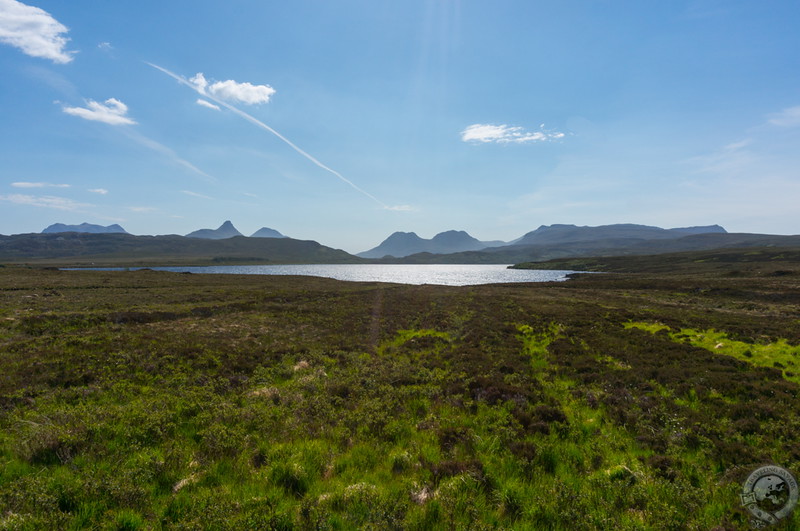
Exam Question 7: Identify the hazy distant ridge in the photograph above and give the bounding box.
[42,223,128,235]
[251,227,286,239]
[186,220,244,239]
[359,224,726,259]
[10,221,796,267]
[513,224,727,246]
[358,230,505,258]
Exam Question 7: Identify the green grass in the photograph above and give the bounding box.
[627,321,800,385]
[1,262,799,528]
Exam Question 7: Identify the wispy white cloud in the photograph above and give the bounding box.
[0,0,75,63]
[62,96,212,180]
[686,138,756,176]
[61,97,212,181]
[97,41,112,51]
[62,98,136,126]
[196,98,220,111]
[182,190,213,200]
[767,106,800,128]
[11,181,69,188]
[461,123,565,144]
[88,188,108,194]
[128,206,156,213]
[148,63,411,212]
[0,193,91,211]
[385,204,416,212]
[189,72,275,105]
[27,66,78,97]
[122,130,216,182]
[722,139,752,151]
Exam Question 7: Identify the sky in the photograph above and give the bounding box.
[1,0,799,254]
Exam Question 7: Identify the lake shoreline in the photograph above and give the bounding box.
[60,263,582,286]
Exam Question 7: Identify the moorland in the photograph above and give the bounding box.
[1,247,799,529]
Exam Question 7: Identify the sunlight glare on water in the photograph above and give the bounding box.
[69,264,579,286]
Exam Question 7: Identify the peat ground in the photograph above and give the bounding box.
[0,253,799,529]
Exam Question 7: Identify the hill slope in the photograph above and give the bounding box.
[514,223,726,246]
[0,233,361,265]
[512,246,800,274]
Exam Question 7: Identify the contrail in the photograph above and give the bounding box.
[146,62,392,209]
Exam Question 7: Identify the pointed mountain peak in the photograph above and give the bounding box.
[186,221,243,239]
[357,229,500,258]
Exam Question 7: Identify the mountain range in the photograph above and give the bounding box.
[42,223,128,235]
[184,220,287,239]
[358,230,505,258]
[42,221,287,240]
[360,224,727,258]
[513,223,726,246]
[2,221,797,266]
[0,232,353,265]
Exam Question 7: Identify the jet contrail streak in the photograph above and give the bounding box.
[146,62,390,209]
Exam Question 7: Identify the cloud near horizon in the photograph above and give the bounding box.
[0,193,91,211]
[384,204,416,212]
[190,73,275,105]
[461,123,565,144]
[182,190,213,200]
[0,0,75,63]
[124,130,216,182]
[12,181,70,188]
[62,98,136,125]
[768,106,800,128]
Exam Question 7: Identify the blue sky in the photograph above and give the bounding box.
[1,0,799,253]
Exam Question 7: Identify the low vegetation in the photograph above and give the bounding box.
[1,252,799,529]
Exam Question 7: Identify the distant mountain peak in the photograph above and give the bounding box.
[186,221,243,240]
[388,231,422,239]
[668,225,727,235]
[251,227,286,239]
[358,229,501,258]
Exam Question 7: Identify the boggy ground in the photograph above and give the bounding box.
[0,259,799,529]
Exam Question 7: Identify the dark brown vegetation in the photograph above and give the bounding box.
[0,232,361,266]
[0,250,799,528]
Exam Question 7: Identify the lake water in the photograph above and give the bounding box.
[67,264,579,286]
